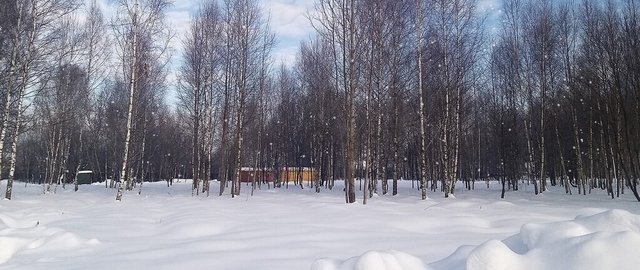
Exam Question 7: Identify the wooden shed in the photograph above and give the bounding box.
[280,167,313,183]
[239,167,313,183]
[76,170,93,185]
[239,168,274,183]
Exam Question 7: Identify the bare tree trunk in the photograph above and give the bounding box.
[232,99,244,198]
[60,133,72,189]
[392,90,400,196]
[599,101,614,198]
[74,128,85,192]
[539,80,546,194]
[556,122,570,194]
[0,0,26,182]
[137,114,148,194]
[346,0,358,203]
[219,106,228,195]
[192,80,200,196]
[219,47,231,196]
[417,0,428,200]
[452,82,462,195]
[443,86,451,197]
[5,95,24,200]
[116,2,139,202]
[203,87,216,196]
[363,62,372,204]
[525,118,538,194]
[5,0,41,199]
[376,106,383,196]
[572,108,585,195]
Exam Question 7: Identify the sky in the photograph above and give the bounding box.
[164,0,318,66]
[95,0,502,104]
[95,0,318,104]
[98,0,502,67]
[98,0,317,67]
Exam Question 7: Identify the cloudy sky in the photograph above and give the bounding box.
[260,0,317,65]
[168,0,317,66]
[97,0,501,103]
[98,0,317,67]
[99,0,501,67]
[96,0,319,104]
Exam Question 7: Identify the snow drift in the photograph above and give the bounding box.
[311,250,430,270]
[0,214,99,265]
[463,209,640,270]
[315,209,640,270]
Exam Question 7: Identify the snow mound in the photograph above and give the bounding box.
[311,250,431,270]
[320,210,640,270]
[0,216,99,265]
[466,209,640,270]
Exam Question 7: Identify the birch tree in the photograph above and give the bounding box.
[2,0,79,199]
[312,0,362,203]
[179,0,225,196]
[427,0,482,197]
[223,0,274,198]
[416,0,428,200]
[113,0,171,201]
[72,0,111,192]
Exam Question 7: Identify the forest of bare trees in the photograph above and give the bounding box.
[1,0,640,203]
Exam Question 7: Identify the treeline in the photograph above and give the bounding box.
[1,0,639,202]
[0,0,177,200]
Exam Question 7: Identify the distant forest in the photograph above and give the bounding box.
[1,0,639,202]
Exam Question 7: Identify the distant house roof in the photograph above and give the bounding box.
[240,167,313,171]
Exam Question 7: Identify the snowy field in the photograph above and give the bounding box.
[1,180,639,270]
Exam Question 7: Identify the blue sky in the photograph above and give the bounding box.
[96,0,501,104]
[97,0,317,104]
[98,0,317,67]
[99,0,501,67]
[164,0,317,66]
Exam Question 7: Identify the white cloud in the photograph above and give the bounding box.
[263,0,315,37]
[476,0,503,24]
[272,45,300,67]
[94,0,314,67]
[166,9,191,52]
[261,0,316,66]
[477,0,502,13]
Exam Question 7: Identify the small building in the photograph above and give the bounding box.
[280,167,314,183]
[76,170,93,185]
[239,168,274,183]
[239,167,314,183]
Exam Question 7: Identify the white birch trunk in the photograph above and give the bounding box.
[416,0,428,200]
[0,0,26,180]
[5,95,24,200]
[116,1,139,201]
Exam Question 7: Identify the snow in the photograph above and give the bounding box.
[435,209,640,270]
[0,180,639,270]
[313,210,640,270]
[312,250,429,270]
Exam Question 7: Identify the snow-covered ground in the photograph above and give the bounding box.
[0,180,638,270]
